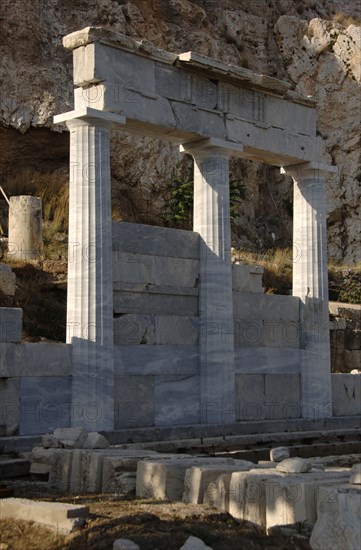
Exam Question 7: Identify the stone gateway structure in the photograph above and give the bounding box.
[52,27,339,433]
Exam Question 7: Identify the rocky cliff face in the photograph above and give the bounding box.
[0,0,360,262]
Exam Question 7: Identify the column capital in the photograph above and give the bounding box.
[53,107,126,128]
[180,138,244,158]
[281,161,338,181]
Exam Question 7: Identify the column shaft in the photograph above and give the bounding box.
[66,118,114,431]
[291,164,332,419]
[192,151,235,424]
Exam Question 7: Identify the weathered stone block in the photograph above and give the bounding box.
[112,222,199,260]
[183,462,254,504]
[310,484,361,550]
[154,375,200,426]
[235,375,265,421]
[0,377,20,435]
[270,447,290,462]
[113,539,140,550]
[232,264,263,293]
[233,292,300,322]
[332,374,361,416]
[0,497,89,534]
[84,432,110,449]
[154,316,199,345]
[0,266,16,296]
[113,252,155,285]
[179,536,212,550]
[264,374,301,420]
[0,307,22,343]
[113,314,156,345]
[113,289,198,316]
[344,330,361,350]
[48,449,73,492]
[276,458,311,473]
[114,375,154,429]
[204,473,232,512]
[0,343,72,378]
[136,457,234,501]
[19,376,71,436]
[114,344,199,376]
[154,257,198,288]
[53,427,88,449]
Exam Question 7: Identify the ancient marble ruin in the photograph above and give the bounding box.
[2,27,360,439]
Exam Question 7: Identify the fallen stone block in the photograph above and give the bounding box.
[102,452,160,493]
[0,307,22,343]
[136,457,235,501]
[183,461,254,504]
[53,427,87,449]
[42,434,61,449]
[113,539,140,550]
[276,457,312,473]
[270,447,290,462]
[265,471,351,532]
[84,432,110,449]
[32,446,55,464]
[204,473,232,512]
[179,536,213,550]
[48,449,73,492]
[310,484,361,550]
[229,469,285,528]
[349,463,361,484]
[30,462,51,476]
[0,497,89,534]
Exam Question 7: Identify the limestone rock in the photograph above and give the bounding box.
[270,447,290,462]
[84,432,110,449]
[276,457,312,473]
[113,540,140,550]
[53,427,87,449]
[349,463,361,484]
[0,264,16,296]
[179,536,213,550]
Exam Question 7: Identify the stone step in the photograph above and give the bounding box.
[0,483,14,498]
[0,457,30,480]
[104,416,361,445]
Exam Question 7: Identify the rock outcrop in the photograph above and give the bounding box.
[0,0,360,262]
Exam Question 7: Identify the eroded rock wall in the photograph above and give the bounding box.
[0,0,360,261]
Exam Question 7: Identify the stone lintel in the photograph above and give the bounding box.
[63,27,315,106]
[53,107,126,126]
[281,161,338,180]
[180,138,244,158]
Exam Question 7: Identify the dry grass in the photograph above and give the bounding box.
[233,247,293,294]
[333,12,361,27]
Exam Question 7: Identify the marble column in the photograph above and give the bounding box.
[282,161,337,420]
[54,108,125,431]
[180,138,243,424]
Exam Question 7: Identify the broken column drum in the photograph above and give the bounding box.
[8,195,42,261]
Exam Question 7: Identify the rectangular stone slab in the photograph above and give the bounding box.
[0,498,89,534]
[136,457,237,501]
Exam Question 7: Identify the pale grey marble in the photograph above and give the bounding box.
[0,307,22,343]
[332,374,361,417]
[233,292,300,322]
[234,319,300,348]
[19,376,71,435]
[0,343,72,378]
[114,345,199,376]
[234,347,301,374]
[232,264,263,293]
[112,221,199,259]
[154,375,200,426]
[0,377,20,435]
[114,375,154,428]
[113,289,198,316]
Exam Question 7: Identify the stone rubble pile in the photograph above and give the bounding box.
[27,431,361,549]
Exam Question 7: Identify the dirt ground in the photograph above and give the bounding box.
[0,481,312,550]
